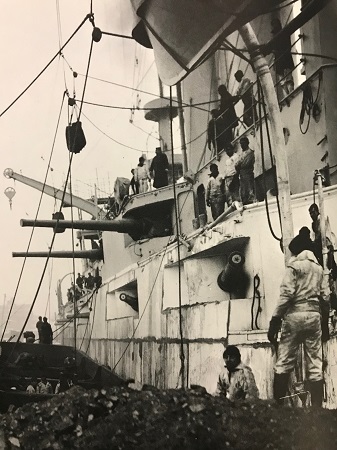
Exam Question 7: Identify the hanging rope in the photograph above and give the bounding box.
[257,79,282,242]
[299,73,322,134]
[251,274,262,330]
[259,80,283,237]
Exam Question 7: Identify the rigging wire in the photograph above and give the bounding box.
[170,85,185,389]
[68,153,78,361]
[1,91,67,342]
[85,291,98,354]
[0,14,91,118]
[78,291,96,351]
[53,289,96,340]
[110,184,193,372]
[57,183,195,359]
[79,109,143,152]
[77,74,210,113]
[130,122,160,141]
[80,101,207,152]
[15,28,95,345]
[136,61,155,90]
[111,242,170,372]
[56,0,68,94]
[290,51,337,64]
[44,260,54,317]
[75,97,219,111]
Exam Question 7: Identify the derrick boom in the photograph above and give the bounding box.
[4,168,103,218]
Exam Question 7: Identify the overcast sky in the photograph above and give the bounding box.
[0,1,162,329]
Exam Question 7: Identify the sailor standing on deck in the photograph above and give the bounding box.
[234,70,256,127]
[207,109,227,156]
[40,317,53,345]
[134,156,150,193]
[268,228,329,406]
[235,137,255,205]
[149,147,169,189]
[218,85,239,148]
[206,163,225,220]
[36,316,43,343]
[224,145,241,206]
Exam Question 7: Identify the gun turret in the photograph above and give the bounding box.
[20,218,148,241]
[12,249,103,259]
[20,214,172,240]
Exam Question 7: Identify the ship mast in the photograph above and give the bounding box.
[238,23,294,261]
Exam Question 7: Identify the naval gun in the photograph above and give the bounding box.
[20,217,171,242]
[12,249,103,260]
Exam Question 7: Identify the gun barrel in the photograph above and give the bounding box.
[20,218,143,234]
[12,249,103,259]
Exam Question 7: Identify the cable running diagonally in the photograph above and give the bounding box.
[0,15,91,118]
[1,92,67,342]
[170,86,185,388]
[15,32,95,345]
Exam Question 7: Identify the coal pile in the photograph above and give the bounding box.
[1,385,337,449]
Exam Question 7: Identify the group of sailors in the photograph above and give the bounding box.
[24,373,74,396]
[67,271,102,303]
[130,147,170,195]
[219,203,336,406]
[206,136,255,220]
[208,18,295,157]
[35,316,53,344]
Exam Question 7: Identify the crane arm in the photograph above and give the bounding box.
[4,168,103,218]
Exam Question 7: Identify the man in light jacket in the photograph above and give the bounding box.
[268,227,329,406]
[217,345,259,401]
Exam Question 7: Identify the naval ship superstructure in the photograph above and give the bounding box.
[6,0,337,407]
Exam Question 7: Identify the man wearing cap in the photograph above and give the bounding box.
[217,345,259,401]
[235,136,255,205]
[268,227,329,406]
[206,163,225,220]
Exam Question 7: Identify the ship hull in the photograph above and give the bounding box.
[56,185,337,408]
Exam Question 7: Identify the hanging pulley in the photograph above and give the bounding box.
[4,187,16,210]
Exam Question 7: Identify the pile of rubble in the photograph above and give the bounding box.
[1,385,337,449]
